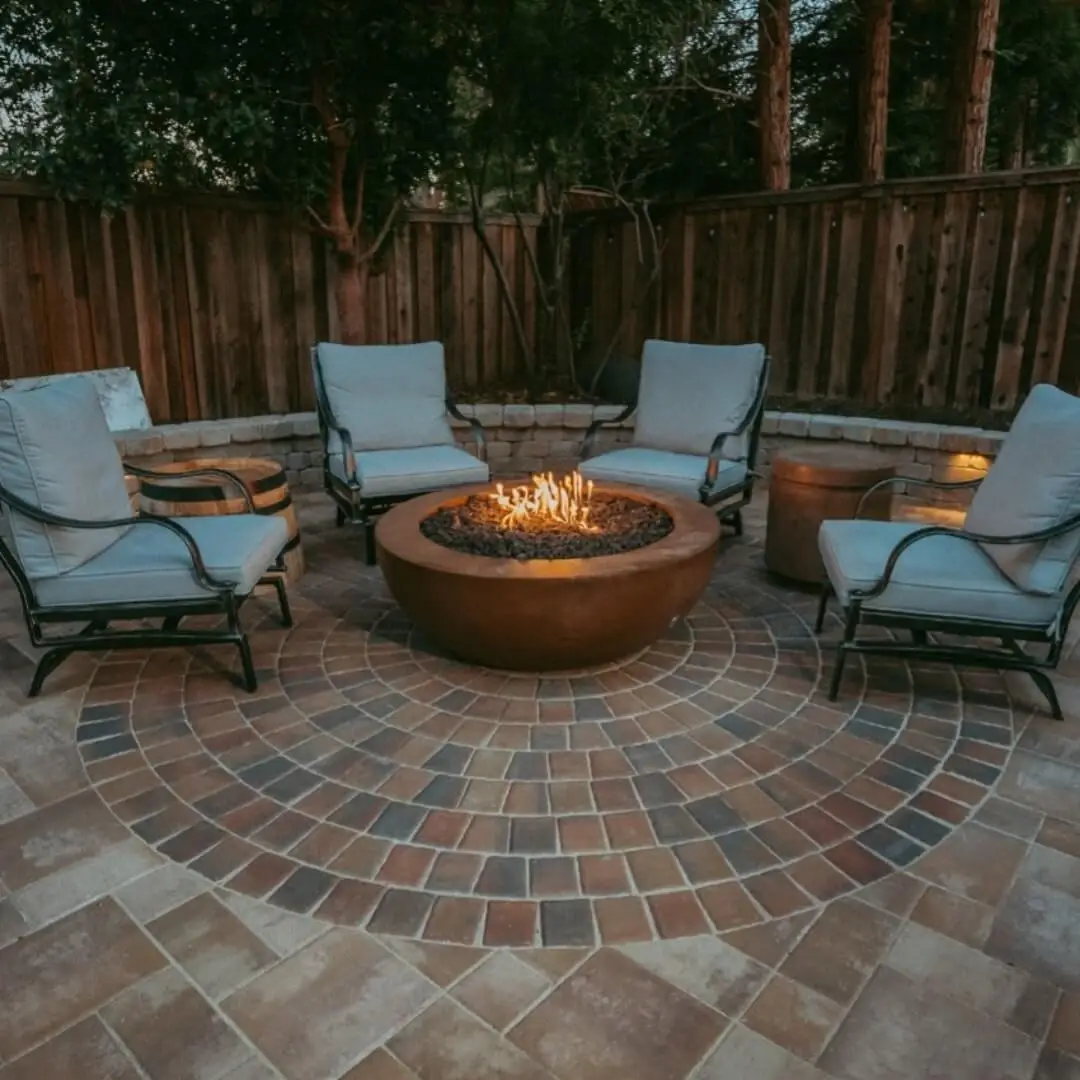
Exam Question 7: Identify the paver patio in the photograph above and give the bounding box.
[0,492,1078,1080]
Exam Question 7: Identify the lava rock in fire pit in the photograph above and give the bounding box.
[420,490,674,559]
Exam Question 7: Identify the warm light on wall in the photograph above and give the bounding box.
[947,452,991,473]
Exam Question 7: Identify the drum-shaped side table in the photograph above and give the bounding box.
[764,447,896,584]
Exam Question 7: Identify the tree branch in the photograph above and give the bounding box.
[358,198,403,263]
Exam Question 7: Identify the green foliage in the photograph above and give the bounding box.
[0,0,459,222]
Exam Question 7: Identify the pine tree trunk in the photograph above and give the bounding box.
[944,0,1001,174]
[758,0,791,191]
[857,0,892,183]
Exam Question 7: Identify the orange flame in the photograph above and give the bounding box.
[489,471,598,531]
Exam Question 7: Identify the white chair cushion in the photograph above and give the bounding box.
[633,339,766,460]
[579,447,746,502]
[0,378,134,578]
[316,342,454,452]
[964,383,1080,595]
[33,514,287,609]
[329,445,489,498]
[819,519,1062,628]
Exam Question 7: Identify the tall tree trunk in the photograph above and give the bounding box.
[857,0,892,183]
[333,254,368,344]
[943,0,1001,174]
[758,0,791,191]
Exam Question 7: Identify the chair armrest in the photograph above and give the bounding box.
[855,474,984,519]
[853,510,1080,602]
[124,463,255,512]
[446,396,487,462]
[0,482,233,593]
[582,405,636,460]
[703,356,771,491]
[309,347,359,485]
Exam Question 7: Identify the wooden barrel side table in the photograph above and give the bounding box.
[138,457,305,584]
[764,447,896,584]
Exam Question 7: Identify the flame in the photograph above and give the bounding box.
[489,471,598,531]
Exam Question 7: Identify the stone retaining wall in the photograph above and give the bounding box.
[115,405,1002,511]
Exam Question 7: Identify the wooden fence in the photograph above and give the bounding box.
[572,167,1080,416]
[3,168,1080,422]
[0,181,540,423]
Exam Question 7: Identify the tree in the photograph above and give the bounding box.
[943,0,1001,173]
[856,0,892,182]
[758,0,791,190]
[0,0,460,343]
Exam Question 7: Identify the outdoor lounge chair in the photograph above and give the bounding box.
[815,383,1080,721]
[0,378,292,697]
[311,341,489,563]
[578,339,770,533]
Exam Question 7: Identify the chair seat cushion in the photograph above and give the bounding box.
[329,445,490,498]
[33,514,287,609]
[819,519,1062,629]
[579,447,746,502]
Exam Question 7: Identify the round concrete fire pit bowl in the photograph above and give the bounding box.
[375,483,722,671]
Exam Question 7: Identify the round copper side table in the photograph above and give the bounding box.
[764,446,896,584]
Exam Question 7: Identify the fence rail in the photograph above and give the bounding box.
[573,166,1080,415]
[0,183,540,423]
[2,168,1080,422]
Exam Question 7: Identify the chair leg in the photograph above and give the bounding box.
[730,509,744,537]
[335,506,346,528]
[272,577,293,628]
[363,521,377,566]
[814,585,832,634]
[826,605,860,702]
[1028,668,1064,722]
[236,635,257,692]
[28,647,74,698]
[162,615,182,632]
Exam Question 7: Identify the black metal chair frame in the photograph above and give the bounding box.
[0,463,292,698]
[310,346,487,565]
[815,474,1080,722]
[580,354,772,536]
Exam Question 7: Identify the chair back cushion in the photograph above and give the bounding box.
[314,342,454,452]
[0,378,133,579]
[965,383,1080,594]
[632,340,766,459]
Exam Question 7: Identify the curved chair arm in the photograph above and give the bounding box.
[123,463,256,513]
[856,474,984,518]
[0,482,234,594]
[446,396,487,462]
[852,509,1080,602]
[309,347,359,486]
[581,404,636,460]
[702,356,771,495]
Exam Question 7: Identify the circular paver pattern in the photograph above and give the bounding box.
[76,510,1023,948]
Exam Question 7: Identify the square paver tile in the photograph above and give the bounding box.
[452,952,552,1031]
[508,949,725,1080]
[695,1024,829,1080]
[391,998,554,1080]
[912,823,1028,906]
[223,929,437,1080]
[0,1016,142,1080]
[146,892,278,998]
[0,789,130,890]
[0,898,166,1060]
[742,973,844,1061]
[819,966,1040,1080]
[985,877,1080,992]
[103,967,251,1080]
[618,936,768,1017]
[11,837,162,929]
[887,922,1057,1036]
[780,897,899,1005]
